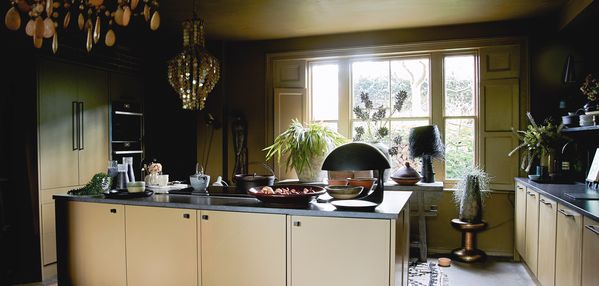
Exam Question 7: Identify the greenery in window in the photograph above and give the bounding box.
[353,90,408,146]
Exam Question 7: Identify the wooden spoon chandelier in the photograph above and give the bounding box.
[4,0,160,54]
[167,4,220,111]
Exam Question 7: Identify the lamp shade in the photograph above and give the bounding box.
[408,125,444,159]
[322,142,390,171]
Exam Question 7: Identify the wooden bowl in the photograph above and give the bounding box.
[247,185,325,206]
[390,177,420,186]
[347,177,377,190]
[327,179,348,186]
[325,185,364,200]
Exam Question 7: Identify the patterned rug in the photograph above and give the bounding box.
[408,260,449,286]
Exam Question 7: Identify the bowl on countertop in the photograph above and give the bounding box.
[327,179,348,186]
[127,181,146,193]
[325,185,364,200]
[347,177,377,190]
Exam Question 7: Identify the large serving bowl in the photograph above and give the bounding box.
[325,185,364,200]
[247,185,325,206]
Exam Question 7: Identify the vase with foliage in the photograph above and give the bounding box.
[581,73,599,112]
[452,167,489,223]
[353,90,408,180]
[508,112,568,175]
[264,119,346,182]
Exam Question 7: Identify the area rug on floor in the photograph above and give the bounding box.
[408,260,449,286]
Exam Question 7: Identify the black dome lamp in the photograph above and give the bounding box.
[322,142,391,204]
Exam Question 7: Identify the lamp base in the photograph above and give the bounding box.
[420,155,435,183]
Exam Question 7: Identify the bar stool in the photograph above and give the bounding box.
[450,218,487,262]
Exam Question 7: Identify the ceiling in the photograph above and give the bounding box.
[160,0,567,41]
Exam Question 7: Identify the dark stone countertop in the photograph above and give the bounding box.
[53,191,411,220]
[515,178,599,221]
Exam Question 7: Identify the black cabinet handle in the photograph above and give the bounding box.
[78,101,84,150]
[540,199,552,206]
[72,101,78,150]
[293,221,301,227]
[201,215,209,220]
[110,209,117,213]
[183,213,190,219]
[586,225,599,236]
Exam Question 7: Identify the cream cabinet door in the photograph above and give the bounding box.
[537,196,557,286]
[77,67,109,184]
[524,189,539,275]
[582,216,599,286]
[290,216,391,286]
[555,204,582,286]
[515,183,526,258]
[126,206,198,286]
[67,202,126,286]
[200,211,286,286]
[38,61,79,190]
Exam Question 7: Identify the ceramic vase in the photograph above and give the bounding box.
[296,154,327,183]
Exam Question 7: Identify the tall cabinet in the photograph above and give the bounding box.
[37,59,109,278]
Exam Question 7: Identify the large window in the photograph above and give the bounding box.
[308,51,479,182]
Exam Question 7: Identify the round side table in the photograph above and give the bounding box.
[450,218,487,263]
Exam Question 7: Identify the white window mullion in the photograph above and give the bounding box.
[430,52,445,182]
[338,60,351,138]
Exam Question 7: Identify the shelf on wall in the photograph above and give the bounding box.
[561,125,599,133]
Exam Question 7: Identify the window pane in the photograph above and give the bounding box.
[352,61,390,120]
[390,58,430,117]
[318,121,338,133]
[389,120,429,172]
[312,64,339,121]
[444,55,475,116]
[445,119,475,179]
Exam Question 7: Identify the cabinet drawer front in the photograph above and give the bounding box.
[582,216,599,286]
[537,195,557,286]
[524,189,539,275]
[555,204,582,286]
[290,216,391,286]
[515,183,527,257]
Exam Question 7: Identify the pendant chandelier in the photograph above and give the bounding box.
[167,0,220,111]
[4,0,160,54]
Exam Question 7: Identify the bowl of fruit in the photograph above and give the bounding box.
[247,185,325,206]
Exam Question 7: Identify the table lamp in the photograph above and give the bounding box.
[408,125,444,183]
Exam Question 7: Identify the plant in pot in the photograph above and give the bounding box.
[508,112,569,179]
[580,73,599,112]
[264,119,346,182]
[452,167,490,223]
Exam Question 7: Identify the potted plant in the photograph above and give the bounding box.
[508,112,568,175]
[452,167,490,223]
[580,73,599,112]
[264,119,346,182]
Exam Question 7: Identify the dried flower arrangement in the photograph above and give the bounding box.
[581,73,599,102]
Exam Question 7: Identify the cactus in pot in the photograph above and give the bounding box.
[452,167,490,223]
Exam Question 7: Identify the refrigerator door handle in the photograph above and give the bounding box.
[72,101,78,150]
[78,101,84,150]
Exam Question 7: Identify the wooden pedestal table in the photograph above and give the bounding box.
[450,219,487,262]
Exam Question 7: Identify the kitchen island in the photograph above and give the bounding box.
[54,191,411,286]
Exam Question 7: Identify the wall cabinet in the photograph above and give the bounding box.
[290,215,392,286]
[582,216,599,286]
[199,211,286,286]
[515,183,527,258]
[524,189,539,275]
[125,206,198,286]
[537,195,557,286]
[555,203,582,286]
[38,60,109,278]
[65,202,126,286]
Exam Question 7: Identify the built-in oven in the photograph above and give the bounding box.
[111,101,144,179]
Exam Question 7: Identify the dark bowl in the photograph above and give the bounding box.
[247,185,325,206]
[234,174,275,190]
[562,115,579,127]
[390,177,421,186]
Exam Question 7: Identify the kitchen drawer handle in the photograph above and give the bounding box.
[183,213,190,219]
[585,225,599,236]
[558,209,576,218]
[110,209,117,213]
[293,221,301,227]
[201,215,209,220]
[527,192,536,197]
[539,199,552,206]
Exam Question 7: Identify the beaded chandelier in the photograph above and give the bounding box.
[167,17,220,110]
[4,0,160,54]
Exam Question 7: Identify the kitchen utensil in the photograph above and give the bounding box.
[325,185,364,200]
[562,114,579,127]
[104,189,154,199]
[116,163,128,190]
[190,174,210,192]
[247,185,325,206]
[234,163,276,191]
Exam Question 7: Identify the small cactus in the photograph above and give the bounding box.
[453,168,490,223]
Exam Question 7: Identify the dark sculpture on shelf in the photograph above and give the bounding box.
[232,115,248,178]
[408,125,444,183]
